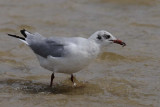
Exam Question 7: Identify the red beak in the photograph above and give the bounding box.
[111,39,126,47]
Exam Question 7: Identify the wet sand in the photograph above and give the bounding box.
[0,0,160,107]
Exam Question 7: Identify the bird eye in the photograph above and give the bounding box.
[97,35,102,40]
[103,34,110,39]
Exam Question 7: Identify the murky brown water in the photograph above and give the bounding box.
[0,0,160,107]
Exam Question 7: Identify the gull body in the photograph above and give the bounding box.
[8,30,126,87]
[37,37,100,74]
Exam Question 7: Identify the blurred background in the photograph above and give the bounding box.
[0,0,160,107]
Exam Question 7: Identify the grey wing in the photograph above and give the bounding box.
[29,39,66,58]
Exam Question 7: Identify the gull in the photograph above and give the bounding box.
[7,29,126,87]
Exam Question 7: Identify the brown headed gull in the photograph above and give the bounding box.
[8,29,126,87]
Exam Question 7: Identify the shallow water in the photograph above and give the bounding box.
[0,0,160,107]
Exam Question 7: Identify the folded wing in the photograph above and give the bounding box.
[29,39,65,58]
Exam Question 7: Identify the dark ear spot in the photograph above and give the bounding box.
[97,35,102,40]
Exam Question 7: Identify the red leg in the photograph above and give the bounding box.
[50,73,55,87]
[71,74,74,83]
[71,74,77,86]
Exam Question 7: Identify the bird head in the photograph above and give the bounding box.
[89,30,126,47]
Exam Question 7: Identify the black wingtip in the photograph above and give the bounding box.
[20,29,27,38]
[7,34,25,40]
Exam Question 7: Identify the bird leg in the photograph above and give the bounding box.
[71,74,77,86]
[50,73,55,87]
